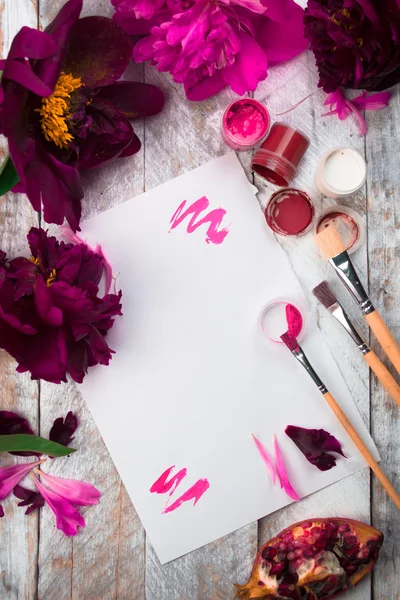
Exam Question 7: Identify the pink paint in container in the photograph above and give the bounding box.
[258,298,308,345]
[264,188,316,237]
[252,123,310,186]
[221,99,270,151]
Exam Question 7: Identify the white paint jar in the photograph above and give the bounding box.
[315,148,366,198]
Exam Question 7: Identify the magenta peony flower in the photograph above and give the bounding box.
[112,0,308,101]
[304,0,400,93]
[0,228,122,384]
[0,0,164,231]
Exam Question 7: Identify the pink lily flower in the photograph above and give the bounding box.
[32,474,86,536]
[0,459,44,506]
[37,470,101,506]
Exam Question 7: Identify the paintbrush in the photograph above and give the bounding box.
[315,226,400,376]
[280,331,400,510]
[313,280,400,409]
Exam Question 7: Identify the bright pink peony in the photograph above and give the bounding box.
[112,0,308,100]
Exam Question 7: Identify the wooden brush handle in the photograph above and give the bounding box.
[323,391,400,510]
[364,350,400,409]
[366,310,400,375]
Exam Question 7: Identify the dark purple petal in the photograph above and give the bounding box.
[49,411,78,448]
[8,257,38,300]
[64,17,132,87]
[0,504,4,517]
[77,99,135,170]
[285,425,346,472]
[0,411,34,436]
[35,0,83,91]
[2,27,57,96]
[119,134,141,158]
[34,275,63,327]
[13,484,45,514]
[96,82,165,118]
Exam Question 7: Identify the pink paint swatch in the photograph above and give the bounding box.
[150,465,187,496]
[169,197,229,245]
[150,466,210,514]
[163,478,210,514]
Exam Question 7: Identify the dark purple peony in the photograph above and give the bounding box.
[0,0,164,231]
[13,484,45,515]
[304,0,400,93]
[0,228,122,384]
[285,425,346,471]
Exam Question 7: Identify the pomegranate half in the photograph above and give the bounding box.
[235,518,383,599]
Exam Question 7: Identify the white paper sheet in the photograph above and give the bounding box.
[79,153,377,564]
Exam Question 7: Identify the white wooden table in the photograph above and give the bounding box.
[0,1,399,598]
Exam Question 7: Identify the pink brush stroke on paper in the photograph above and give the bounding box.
[252,433,276,484]
[169,197,229,245]
[163,478,210,514]
[150,466,210,514]
[273,434,300,502]
[150,465,187,497]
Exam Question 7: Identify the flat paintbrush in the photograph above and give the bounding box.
[313,280,400,409]
[281,331,400,510]
[315,226,400,376]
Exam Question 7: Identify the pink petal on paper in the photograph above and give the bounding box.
[32,475,85,536]
[38,471,101,506]
[252,433,276,484]
[0,459,44,501]
[273,434,300,502]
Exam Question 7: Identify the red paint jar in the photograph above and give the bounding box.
[252,123,310,186]
[265,188,315,237]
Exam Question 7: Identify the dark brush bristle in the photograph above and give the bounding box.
[280,332,300,351]
[312,280,338,309]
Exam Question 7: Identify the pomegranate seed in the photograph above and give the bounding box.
[302,521,313,529]
[287,551,296,560]
[325,521,338,531]
[295,549,303,557]
[306,536,316,545]
[293,539,303,548]
[310,527,321,536]
[283,533,294,543]
[279,542,287,551]
[303,548,315,559]
[270,562,285,577]
[338,524,351,533]
[261,546,277,561]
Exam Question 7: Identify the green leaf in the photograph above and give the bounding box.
[0,154,20,196]
[0,434,76,457]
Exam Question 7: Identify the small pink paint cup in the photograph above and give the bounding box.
[221,99,270,152]
[258,297,308,346]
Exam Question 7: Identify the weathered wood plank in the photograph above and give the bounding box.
[0,2,40,599]
[37,1,146,599]
[143,66,258,600]
[366,85,400,600]
[253,50,372,600]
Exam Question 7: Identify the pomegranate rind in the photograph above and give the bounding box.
[234,518,383,600]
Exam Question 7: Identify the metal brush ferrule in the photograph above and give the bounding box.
[328,303,370,354]
[329,252,375,315]
[292,347,328,394]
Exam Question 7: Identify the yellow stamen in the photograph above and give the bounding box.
[46,269,57,287]
[29,256,40,266]
[36,72,83,149]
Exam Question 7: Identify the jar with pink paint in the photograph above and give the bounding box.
[221,99,270,152]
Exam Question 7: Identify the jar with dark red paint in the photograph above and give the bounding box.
[252,123,310,187]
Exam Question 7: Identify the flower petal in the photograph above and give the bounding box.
[184,71,226,102]
[0,411,34,436]
[285,425,346,471]
[222,32,268,95]
[13,484,45,514]
[273,434,300,501]
[252,433,276,484]
[37,471,101,506]
[96,82,165,118]
[64,17,132,87]
[0,460,43,501]
[34,276,63,327]
[49,412,78,448]
[35,0,83,91]
[255,2,308,64]
[32,475,85,536]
